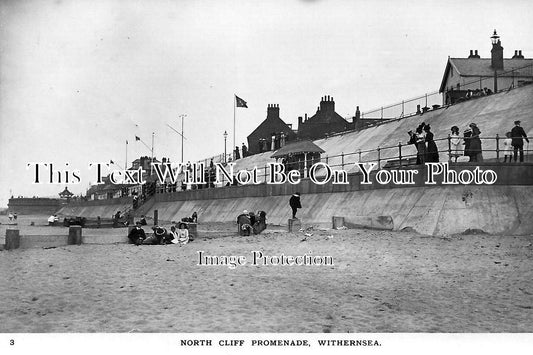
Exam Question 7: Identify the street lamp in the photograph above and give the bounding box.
[223,130,228,163]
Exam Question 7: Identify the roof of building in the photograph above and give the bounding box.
[247,115,295,139]
[58,187,74,197]
[271,140,325,158]
[440,57,533,92]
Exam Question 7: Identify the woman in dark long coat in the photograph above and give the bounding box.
[415,126,426,164]
[424,124,439,162]
[468,123,483,162]
[463,128,472,161]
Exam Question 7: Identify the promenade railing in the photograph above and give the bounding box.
[361,63,533,121]
[155,135,531,193]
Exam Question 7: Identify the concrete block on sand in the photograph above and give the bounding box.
[288,218,302,232]
[5,229,20,250]
[345,215,393,230]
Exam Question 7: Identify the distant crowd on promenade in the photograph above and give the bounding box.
[231,131,289,161]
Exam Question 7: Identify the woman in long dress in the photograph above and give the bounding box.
[415,126,426,164]
[424,124,439,162]
[463,128,472,161]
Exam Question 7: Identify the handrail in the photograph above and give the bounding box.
[361,63,533,119]
[154,134,531,194]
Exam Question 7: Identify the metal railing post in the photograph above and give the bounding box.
[398,142,402,166]
[447,134,452,163]
[377,146,381,169]
[341,152,344,169]
[495,134,500,161]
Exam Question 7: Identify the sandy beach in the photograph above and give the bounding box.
[0,214,532,333]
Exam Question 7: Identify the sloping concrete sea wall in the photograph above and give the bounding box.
[58,85,533,236]
[145,163,533,236]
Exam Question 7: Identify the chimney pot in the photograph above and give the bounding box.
[470,50,473,56]
[519,50,523,56]
[475,50,478,56]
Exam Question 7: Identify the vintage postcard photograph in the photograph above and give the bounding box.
[1,0,532,354]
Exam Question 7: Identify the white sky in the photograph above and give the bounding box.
[1,0,532,207]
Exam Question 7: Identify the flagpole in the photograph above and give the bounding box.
[233,94,236,159]
[125,140,128,170]
[151,132,154,175]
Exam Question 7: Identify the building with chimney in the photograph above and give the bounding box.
[297,95,354,140]
[246,104,297,155]
[440,30,533,104]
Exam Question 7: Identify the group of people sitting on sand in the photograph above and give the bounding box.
[127,212,197,246]
[236,210,267,236]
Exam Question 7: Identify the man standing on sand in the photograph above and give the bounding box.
[289,192,302,219]
[511,120,529,162]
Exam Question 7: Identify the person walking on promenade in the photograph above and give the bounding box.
[469,123,483,162]
[289,192,302,219]
[511,120,529,162]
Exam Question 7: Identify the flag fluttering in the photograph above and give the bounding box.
[135,136,141,141]
[235,95,248,108]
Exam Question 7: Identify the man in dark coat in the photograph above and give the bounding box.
[289,192,302,219]
[128,221,146,245]
[511,120,529,162]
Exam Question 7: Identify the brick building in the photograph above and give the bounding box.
[297,96,354,140]
[247,104,297,155]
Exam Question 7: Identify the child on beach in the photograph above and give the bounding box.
[503,132,513,163]
[171,222,189,246]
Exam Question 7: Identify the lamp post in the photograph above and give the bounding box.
[490,29,500,92]
[179,114,187,164]
[223,130,228,163]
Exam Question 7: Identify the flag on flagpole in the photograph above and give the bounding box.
[135,136,141,141]
[235,95,248,108]
[126,140,128,145]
